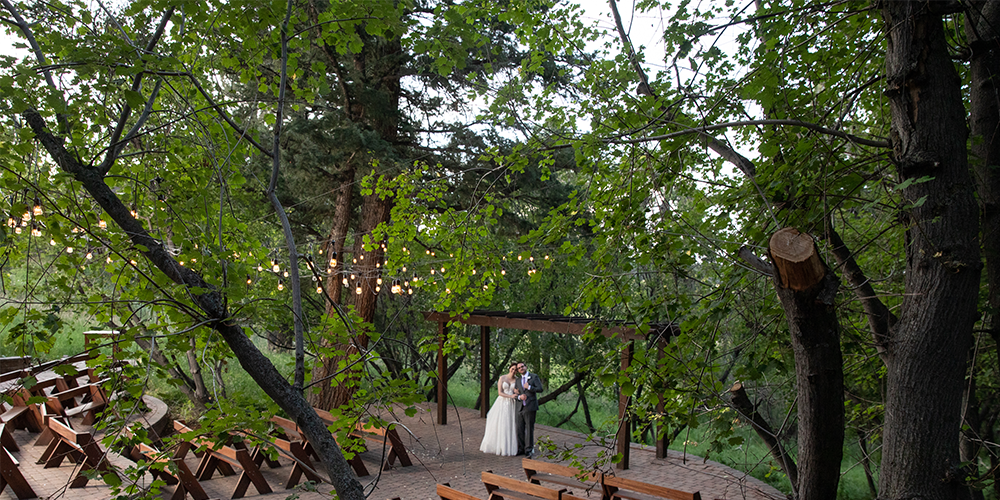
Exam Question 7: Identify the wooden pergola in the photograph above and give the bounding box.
[424,310,677,470]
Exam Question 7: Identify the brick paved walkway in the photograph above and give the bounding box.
[0,403,786,500]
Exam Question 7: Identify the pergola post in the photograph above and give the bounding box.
[655,335,667,458]
[616,340,634,470]
[481,326,490,418]
[438,320,447,425]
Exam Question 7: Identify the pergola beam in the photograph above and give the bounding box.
[422,311,646,340]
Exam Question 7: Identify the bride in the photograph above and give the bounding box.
[479,362,519,455]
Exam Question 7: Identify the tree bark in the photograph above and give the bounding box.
[966,7,1000,497]
[879,2,981,498]
[768,228,843,500]
[728,382,798,490]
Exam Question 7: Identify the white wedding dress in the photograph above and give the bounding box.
[480,380,518,455]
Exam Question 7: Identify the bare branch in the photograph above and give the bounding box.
[99,8,175,175]
[737,246,774,277]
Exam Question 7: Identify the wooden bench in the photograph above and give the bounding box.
[38,416,118,488]
[522,458,602,497]
[313,407,412,470]
[126,435,209,500]
[601,476,701,500]
[482,471,566,500]
[45,381,108,425]
[0,423,35,499]
[438,483,483,500]
[288,412,370,477]
[174,421,273,498]
[0,398,41,434]
[269,416,327,487]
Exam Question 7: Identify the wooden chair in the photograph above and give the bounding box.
[38,416,118,488]
[482,471,565,500]
[438,483,483,500]
[0,423,36,499]
[601,475,701,500]
[522,458,602,497]
[174,421,273,499]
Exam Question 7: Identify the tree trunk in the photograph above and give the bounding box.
[768,227,843,500]
[879,2,981,498]
[967,8,1000,497]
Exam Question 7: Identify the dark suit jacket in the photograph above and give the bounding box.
[515,372,544,412]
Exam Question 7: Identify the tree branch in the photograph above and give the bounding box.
[826,226,892,360]
[99,7,174,175]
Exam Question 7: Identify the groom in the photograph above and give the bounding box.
[514,362,544,457]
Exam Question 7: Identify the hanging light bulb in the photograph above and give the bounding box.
[352,258,357,264]
[21,211,30,221]
[501,269,506,275]
[407,288,413,295]
[342,278,349,286]
[98,219,107,229]
[106,256,113,264]
[13,226,21,234]
[30,223,41,237]
[257,265,263,272]
[472,269,476,275]
[179,261,185,266]
[50,239,56,246]
[359,254,364,260]
[355,286,362,295]
[277,280,285,291]
[246,275,252,285]
[391,279,401,294]
[316,286,323,294]
[430,269,435,275]
[6,217,15,228]
[350,274,356,280]
[329,259,337,267]
[85,252,93,260]
[66,246,73,253]
[376,277,383,285]
[283,271,289,278]
[130,205,138,217]
[271,261,280,273]
[32,197,42,216]
[402,266,406,272]
[375,285,381,292]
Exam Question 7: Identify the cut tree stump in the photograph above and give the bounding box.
[769,227,825,291]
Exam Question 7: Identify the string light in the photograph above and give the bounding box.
[355,286,362,295]
[278,280,284,291]
[66,246,73,253]
[316,286,323,294]
[376,277,383,285]
[342,278,348,286]
[49,239,56,246]
[32,197,42,216]
[30,224,41,237]
[359,254,364,260]
[179,261,185,266]
[85,252,93,260]
[130,206,138,218]
[106,256,113,264]
[98,219,107,229]
[14,226,21,234]
[246,276,252,285]
[257,265,263,272]
[283,271,289,278]
[271,261,280,273]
